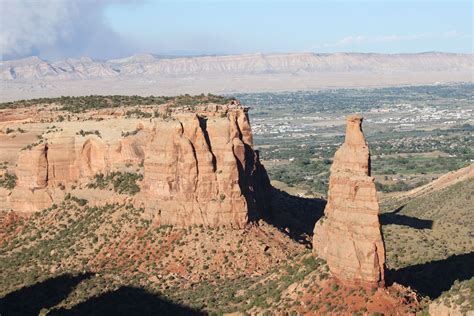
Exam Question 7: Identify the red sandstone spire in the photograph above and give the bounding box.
[313,114,385,287]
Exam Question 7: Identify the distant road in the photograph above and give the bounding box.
[1,52,472,101]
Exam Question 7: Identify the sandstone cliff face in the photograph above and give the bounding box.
[140,105,270,228]
[13,135,109,187]
[16,144,48,189]
[9,188,53,214]
[109,134,146,167]
[46,135,109,186]
[6,103,271,227]
[313,115,385,287]
[9,130,141,212]
[10,144,52,213]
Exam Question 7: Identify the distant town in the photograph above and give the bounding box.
[234,84,473,194]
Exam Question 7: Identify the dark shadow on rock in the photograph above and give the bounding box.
[0,273,93,316]
[263,187,326,247]
[386,251,474,299]
[49,286,206,316]
[381,205,433,230]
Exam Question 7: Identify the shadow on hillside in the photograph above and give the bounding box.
[380,205,433,230]
[0,273,205,316]
[263,187,326,247]
[0,273,93,316]
[49,286,206,316]
[387,251,474,299]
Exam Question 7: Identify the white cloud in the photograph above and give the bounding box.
[0,0,137,60]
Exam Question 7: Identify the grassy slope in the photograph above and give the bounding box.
[381,177,474,313]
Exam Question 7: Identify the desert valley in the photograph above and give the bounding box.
[1,52,472,101]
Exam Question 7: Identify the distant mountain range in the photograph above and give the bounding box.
[2,52,472,81]
[1,52,472,101]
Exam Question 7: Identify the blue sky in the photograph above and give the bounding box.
[103,0,473,55]
[1,0,472,60]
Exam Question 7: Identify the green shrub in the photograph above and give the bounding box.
[88,172,143,195]
[0,173,17,190]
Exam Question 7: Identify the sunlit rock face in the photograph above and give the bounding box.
[6,123,142,213]
[5,101,271,226]
[10,143,52,213]
[139,104,271,228]
[313,115,385,287]
[15,144,48,189]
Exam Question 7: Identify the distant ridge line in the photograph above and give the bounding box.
[1,52,472,81]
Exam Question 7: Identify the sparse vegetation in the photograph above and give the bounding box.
[0,173,17,190]
[435,278,474,315]
[382,178,474,270]
[0,94,235,112]
[87,172,144,195]
[4,127,25,134]
[76,129,101,138]
[121,129,140,137]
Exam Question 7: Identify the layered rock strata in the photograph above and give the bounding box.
[7,129,148,212]
[139,105,271,228]
[12,133,146,189]
[4,103,271,227]
[10,144,52,213]
[313,115,385,287]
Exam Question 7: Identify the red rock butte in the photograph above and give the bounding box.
[2,102,271,228]
[138,104,271,228]
[313,115,385,287]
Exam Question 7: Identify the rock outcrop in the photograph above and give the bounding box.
[9,188,53,214]
[10,144,52,213]
[8,130,142,212]
[140,105,271,228]
[15,144,48,189]
[46,135,109,186]
[5,102,271,227]
[313,115,385,287]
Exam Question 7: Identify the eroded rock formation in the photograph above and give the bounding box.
[3,121,149,213]
[4,102,271,227]
[313,115,385,287]
[10,144,52,213]
[15,143,48,189]
[139,105,271,228]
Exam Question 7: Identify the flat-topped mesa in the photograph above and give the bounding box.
[3,100,271,226]
[138,104,271,228]
[313,115,385,287]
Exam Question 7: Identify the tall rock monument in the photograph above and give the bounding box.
[139,104,272,228]
[313,115,385,287]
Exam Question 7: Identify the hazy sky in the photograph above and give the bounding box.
[1,0,472,60]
